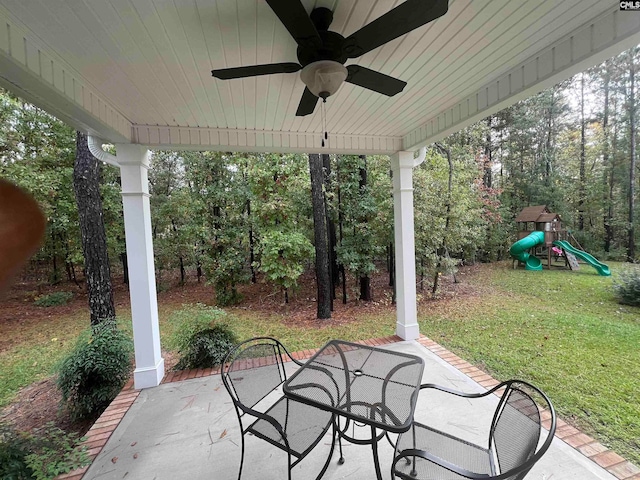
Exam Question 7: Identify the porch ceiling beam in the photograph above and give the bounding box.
[403,7,640,151]
[0,11,131,143]
[132,125,403,155]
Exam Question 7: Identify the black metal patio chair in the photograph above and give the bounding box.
[392,379,556,480]
[221,337,336,480]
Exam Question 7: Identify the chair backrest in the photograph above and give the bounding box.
[489,381,554,480]
[221,337,287,410]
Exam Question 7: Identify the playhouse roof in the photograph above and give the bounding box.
[537,213,562,222]
[515,205,550,222]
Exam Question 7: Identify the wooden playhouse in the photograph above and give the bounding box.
[515,205,568,268]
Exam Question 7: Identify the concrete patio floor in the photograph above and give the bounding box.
[74,338,633,480]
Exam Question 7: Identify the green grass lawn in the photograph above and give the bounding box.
[418,262,639,466]
[1,261,638,466]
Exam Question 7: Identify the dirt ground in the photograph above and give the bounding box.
[0,264,481,437]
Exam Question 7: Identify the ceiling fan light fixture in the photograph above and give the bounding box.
[300,60,348,98]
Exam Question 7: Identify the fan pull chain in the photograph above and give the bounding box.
[321,97,328,148]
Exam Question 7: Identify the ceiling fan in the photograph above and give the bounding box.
[211,0,449,116]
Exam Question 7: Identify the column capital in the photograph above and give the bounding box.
[115,143,151,168]
[391,150,417,170]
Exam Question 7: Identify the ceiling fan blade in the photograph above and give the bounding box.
[344,0,448,58]
[212,62,301,80]
[346,65,406,96]
[266,0,322,49]
[296,87,319,116]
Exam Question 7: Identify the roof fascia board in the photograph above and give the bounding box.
[132,125,403,155]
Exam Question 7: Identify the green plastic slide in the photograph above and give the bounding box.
[552,240,611,276]
[509,231,544,271]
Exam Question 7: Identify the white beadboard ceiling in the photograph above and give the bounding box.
[0,0,639,154]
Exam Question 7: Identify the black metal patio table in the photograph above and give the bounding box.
[283,339,425,480]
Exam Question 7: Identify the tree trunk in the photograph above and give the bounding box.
[579,72,586,231]
[308,153,331,319]
[628,50,637,262]
[358,155,372,301]
[337,158,347,304]
[73,131,115,326]
[602,62,613,253]
[120,251,129,285]
[484,117,492,188]
[433,143,453,296]
[322,153,339,293]
[247,199,257,283]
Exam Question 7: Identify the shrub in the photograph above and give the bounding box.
[34,292,73,307]
[614,265,640,307]
[25,424,89,480]
[0,423,33,479]
[169,304,237,370]
[0,423,89,480]
[56,321,133,421]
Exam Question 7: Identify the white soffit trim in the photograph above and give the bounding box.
[132,125,403,155]
[0,7,132,143]
[403,7,640,151]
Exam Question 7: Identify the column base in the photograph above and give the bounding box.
[396,322,420,341]
[133,357,165,389]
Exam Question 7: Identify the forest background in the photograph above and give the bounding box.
[1,47,639,306]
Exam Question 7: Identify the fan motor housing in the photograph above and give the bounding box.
[297,30,346,67]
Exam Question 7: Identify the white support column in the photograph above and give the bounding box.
[391,151,420,340]
[117,144,164,388]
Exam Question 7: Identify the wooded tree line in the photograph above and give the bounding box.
[1,47,638,310]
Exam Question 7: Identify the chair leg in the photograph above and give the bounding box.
[288,452,293,480]
[237,432,246,480]
[410,425,417,477]
[314,422,338,480]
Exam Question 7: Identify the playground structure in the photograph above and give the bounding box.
[509,205,611,276]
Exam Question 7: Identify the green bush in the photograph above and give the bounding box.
[0,423,89,480]
[0,423,33,479]
[34,292,73,307]
[169,304,237,370]
[614,265,640,307]
[56,321,133,421]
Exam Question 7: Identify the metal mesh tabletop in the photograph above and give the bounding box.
[283,340,424,433]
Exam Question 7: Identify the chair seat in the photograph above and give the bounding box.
[248,397,333,458]
[395,422,494,480]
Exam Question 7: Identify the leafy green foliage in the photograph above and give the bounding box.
[168,304,237,370]
[257,230,313,292]
[56,322,133,421]
[185,152,251,304]
[33,292,73,307]
[334,155,383,297]
[0,423,89,480]
[0,423,34,479]
[413,146,498,291]
[24,424,89,480]
[614,265,640,306]
[249,153,313,302]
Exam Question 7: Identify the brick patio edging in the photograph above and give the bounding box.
[57,335,640,480]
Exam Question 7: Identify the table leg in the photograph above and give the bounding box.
[371,425,383,480]
[336,417,345,465]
